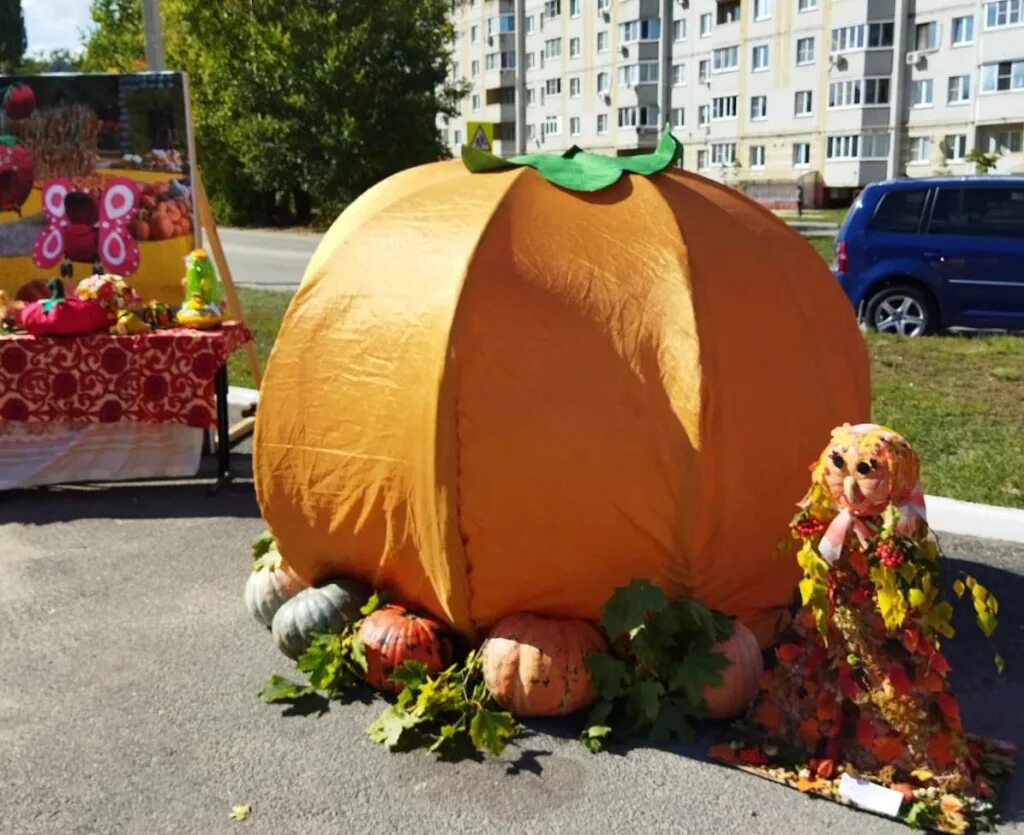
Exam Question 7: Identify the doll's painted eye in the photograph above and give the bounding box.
[856,461,872,475]
[830,453,845,469]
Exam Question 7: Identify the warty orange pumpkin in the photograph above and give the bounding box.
[358,605,454,693]
[481,613,607,717]
[701,621,764,719]
[254,159,869,647]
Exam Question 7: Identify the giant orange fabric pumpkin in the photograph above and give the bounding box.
[358,605,454,692]
[481,613,606,717]
[702,621,764,719]
[254,159,869,647]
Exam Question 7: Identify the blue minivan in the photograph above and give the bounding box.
[833,177,1024,335]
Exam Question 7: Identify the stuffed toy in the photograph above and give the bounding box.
[176,249,225,328]
[21,277,110,337]
[0,135,33,216]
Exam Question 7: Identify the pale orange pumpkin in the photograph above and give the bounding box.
[701,621,764,719]
[481,613,607,717]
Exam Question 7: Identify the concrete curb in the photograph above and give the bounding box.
[230,387,1023,545]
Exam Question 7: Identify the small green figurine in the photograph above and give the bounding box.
[176,248,225,328]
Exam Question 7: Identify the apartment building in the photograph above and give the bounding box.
[444,0,1024,206]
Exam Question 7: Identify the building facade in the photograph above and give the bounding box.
[444,0,1024,206]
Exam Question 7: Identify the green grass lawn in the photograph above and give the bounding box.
[774,207,851,224]
[229,271,1024,508]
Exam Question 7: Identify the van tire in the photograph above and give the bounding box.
[864,284,936,337]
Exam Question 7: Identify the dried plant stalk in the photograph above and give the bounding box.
[11,105,100,181]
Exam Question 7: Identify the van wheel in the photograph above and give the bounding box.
[865,285,935,337]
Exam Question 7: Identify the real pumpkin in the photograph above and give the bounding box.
[244,549,306,628]
[481,613,606,717]
[271,580,367,659]
[254,161,869,646]
[358,605,454,692]
[701,621,764,719]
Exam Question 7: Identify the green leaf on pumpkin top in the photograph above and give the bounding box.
[461,124,680,192]
[0,135,20,147]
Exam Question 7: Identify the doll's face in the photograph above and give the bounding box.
[822,444,893,514]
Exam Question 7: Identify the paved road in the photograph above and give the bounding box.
[1,470,1020,834]
[218,220,838,291]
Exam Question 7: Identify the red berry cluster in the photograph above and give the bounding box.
[738,747,770,766]
[793,517,828,538]
[875,539,905,567]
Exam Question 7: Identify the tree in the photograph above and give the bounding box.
[82,0,464,226]
[0,0,27,72]
[964,148,1001,175]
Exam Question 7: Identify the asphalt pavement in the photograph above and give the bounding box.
[0,461,1021,835]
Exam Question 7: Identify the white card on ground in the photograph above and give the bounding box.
[837,772,905,817]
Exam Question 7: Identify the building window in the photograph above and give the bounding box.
[486,51,516,70]
[861,133,890,158]
[597,114,609,134]
[989,130,1023,152]
[500,124,516,142]
[597,0,610,10]
[453,129,462,145]
[544,115,561,136]
[700,13,713,36]
[718,1,740,24]
[712,95,738,120]
[597,31,609,52]
[544,0,561,18]
[618,62,660,86]
[698,105,710,126]
[713,46,739,72]
[980,60,1024,92]
[619,19,662,43]
[597,72,610,93]
[697,150,708,169]
[828,77,891,108]
[544,38,562,59]
[915,22,938,50]
[831,22,893,52]
[911,79,934,107]
[545,78,562,95]
[798,0,818,11]
[909,136,932,163]
[793,142,811,166]
[501,88,516,105]
[752,44,770,71]
[750,145,766,168]
[527,87,537,106]
[472,94,481,111]
[526,15,536,34]
[943,134,968,161]
[698,60,710,83]
[826,135,860,159]
[471,25,479,43]
[947,75,970,103]
[570,116,581,136]
[673,20,687,41]
[569,76,581,97]
[984,0,1024,28]
[487,14,515,36]
[570,0,581,18]
[750,95,768,120]
[451,61,460,80]
[526,53,536,69]
[471,60,480,76]
[951,15,974,44]
[569,37,581,58]
[753,0,771,21]
[668,64,684,88]
[711,143,737,165]
[796,37,814,65]
[527,124,536,141]
[617,105,660,127]
[795,90,813,116]
[671,107,685,127]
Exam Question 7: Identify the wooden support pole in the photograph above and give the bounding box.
[193,172,263,388]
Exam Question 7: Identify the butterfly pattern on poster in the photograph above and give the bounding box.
[32,177,141,276]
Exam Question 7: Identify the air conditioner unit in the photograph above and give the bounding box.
[603,94,612,105]
[905,51,921,65]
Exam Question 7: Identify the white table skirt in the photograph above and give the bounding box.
[0,420,203,490]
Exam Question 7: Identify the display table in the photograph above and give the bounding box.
[0,322,252,489]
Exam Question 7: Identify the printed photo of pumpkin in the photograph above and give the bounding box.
[255,149,869,648]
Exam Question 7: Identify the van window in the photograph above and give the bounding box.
[870,188,928,233]
[929,187,1024,238]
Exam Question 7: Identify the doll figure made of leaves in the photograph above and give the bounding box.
[751,423,1002,794]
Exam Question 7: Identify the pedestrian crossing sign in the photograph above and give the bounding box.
[467,121,494,151]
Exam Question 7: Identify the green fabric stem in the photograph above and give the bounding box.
[41,277,66,314]
[461,124,681,192]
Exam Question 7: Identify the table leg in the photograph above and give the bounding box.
[213,363,231,490]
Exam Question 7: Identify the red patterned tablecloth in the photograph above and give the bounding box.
[0,321,252,429]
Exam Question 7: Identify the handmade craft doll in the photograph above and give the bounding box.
[176,249,225,328]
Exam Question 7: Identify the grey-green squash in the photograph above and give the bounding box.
[271,580,368,659]
[244,546,307,628]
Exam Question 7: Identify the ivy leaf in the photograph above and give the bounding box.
[390,660,430,692]
[366,705,417,748]
[580,723,613,753]
[360,591,386,616]
[427,721,463,753]
[258,675,313,703]
[977,611,998,638]
[298,633,342,691]
[627,679,665,725]
[229,804,252,822]
[469,709,518,756]
[585,651,630,700]
[667,646,728,706]
[601,579,668,640]
[650,695,695,742]
[904,800,935,829]
[251,545,282,572]
[251,531,275,560]
[952,579,966,598]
